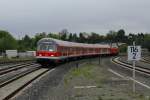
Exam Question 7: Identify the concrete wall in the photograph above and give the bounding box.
[4,50,36,58]
[6,50,18,58]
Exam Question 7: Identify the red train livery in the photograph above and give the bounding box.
[36,38,118,65]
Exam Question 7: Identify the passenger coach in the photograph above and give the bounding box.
[36,38,118,65]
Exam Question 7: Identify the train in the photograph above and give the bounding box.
[36,38,119,66]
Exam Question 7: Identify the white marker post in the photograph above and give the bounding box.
[133,41,136,93]
[128,41,141,93]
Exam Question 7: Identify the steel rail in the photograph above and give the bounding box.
[1,68,50,100]
[0,62,37,75]
[0,65,41,88]
[112,57,150,76]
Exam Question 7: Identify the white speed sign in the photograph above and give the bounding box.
[128,46,141,61]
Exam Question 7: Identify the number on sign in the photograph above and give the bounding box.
[128,46,141,61]
[132,52,136,59]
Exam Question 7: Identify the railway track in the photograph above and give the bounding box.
[112,57,150,76]
[0,62,52,100]
[141,59,150,64]
[0,59,35,65]
[0,64,40,87]
[0,57,101,100]
[141,57,150,63]
[0,62,37,75]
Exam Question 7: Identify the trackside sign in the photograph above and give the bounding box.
[128,46,141,61]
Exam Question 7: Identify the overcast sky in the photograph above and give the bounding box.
[0,0,150,38]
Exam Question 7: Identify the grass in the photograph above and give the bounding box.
[127,91,150,100]
[64,63,108,86]
[70,64,94,78]
[69,64,94,78]
[98,96,103,100]
[63,62,149,100]
[64,64,95,85]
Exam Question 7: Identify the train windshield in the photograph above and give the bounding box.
[38,43,55,51]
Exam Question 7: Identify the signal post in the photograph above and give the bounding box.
[128,41,141,93]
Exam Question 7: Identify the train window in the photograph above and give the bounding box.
[38,43,55,51]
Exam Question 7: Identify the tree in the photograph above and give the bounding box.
[47,33,59,39]
[79,32,86,43]
[61,33,67,41]
[88,32,100,43]
[17,34,35,51]
[136,33,144,45]
[0,30,17,52]
[72,33,78,42]
[60,29,68,35]
[143,34,150,51]
[59,29,69,40]
[34,32,47,47]
[116,29,125,42]
[106,30,117,43]
[68,33,73,41]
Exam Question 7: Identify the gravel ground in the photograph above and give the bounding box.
[10,57,150,100]
[11,60,87,100]
[43,59,149,100]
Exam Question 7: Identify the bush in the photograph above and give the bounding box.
[119,44,127,53]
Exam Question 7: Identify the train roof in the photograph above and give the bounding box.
[38,38,111,48]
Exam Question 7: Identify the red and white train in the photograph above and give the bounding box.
[36,38,118,65]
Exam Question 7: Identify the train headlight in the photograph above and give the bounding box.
[51,55,54,57]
